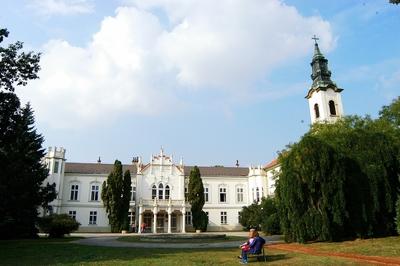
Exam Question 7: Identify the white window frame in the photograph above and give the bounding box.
[68,210,76,220]
[89,211,97,225]
[219,186,227,203]
[185,211,192,225]
[70,183,80,201]
[53,161,59,174]
[90,183,100,201]
[220,211,227,225]
[236,186,244,203]
[204,186,209,203]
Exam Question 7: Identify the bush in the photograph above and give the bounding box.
[38,214,80,238]
[262,213,281,235]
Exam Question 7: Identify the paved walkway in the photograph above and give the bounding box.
[72,233,283,249]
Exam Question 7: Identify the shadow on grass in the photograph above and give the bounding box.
[0,239,290,265]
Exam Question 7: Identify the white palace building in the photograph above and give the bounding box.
[44,147,279,233]
[43,41,344,233]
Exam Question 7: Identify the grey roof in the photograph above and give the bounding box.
[64,162,248,177]
[65,162,137,175]
[184,166,249,177]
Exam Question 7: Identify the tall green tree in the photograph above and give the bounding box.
[188,166,208,231]
[0,29,55,239]
[101,160,131,232]
[277,115,400,243]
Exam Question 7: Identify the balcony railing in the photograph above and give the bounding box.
[139,198,187,207]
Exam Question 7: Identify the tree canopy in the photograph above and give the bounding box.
[101,160,131,232]
[277,102,400,243]
[0,29,55,239]
[0,29,40,92]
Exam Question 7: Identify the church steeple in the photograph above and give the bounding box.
[306,36,344,124]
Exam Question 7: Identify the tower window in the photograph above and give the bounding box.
[53,161,59,173]
[329,100,336,115]
[314,103,320,119]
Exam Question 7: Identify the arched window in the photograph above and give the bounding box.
[158,183,164,200]
[329,100,336,115]
[314,103,320,119]
[152,185,157,199]
[165,185,170,200]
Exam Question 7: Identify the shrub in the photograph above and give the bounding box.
[262,213,281,235]
[38,214,80,238]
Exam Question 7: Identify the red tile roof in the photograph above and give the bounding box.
[264,158,279,169]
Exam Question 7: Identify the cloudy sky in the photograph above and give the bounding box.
[1,0,399,166]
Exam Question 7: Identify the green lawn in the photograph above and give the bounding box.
[309,236,400,257]
[0,238,358,265]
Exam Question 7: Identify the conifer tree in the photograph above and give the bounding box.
[101,160,131,232]
[188,166,208,231]
[0,29,55,239]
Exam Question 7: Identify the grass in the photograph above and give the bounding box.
[117,235,247,243]
[0,238,358,265]
[308,236,400,257]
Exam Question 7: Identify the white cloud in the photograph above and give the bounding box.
[29,0,94,16]
[21,1,334,128]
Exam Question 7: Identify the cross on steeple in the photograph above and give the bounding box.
[312,35,319,44]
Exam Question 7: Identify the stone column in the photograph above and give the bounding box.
[138,206,143,234]
[182,207,186,233]
[167,211,172,234]
[153,208,157,233]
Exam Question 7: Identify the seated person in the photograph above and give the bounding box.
[239,229,266,264]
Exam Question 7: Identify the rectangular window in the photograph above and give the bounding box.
[220,211,227,225]
[204,187,209,202]
[128,211,134,225]
[90,184,99,201]
[53,161,59,173]
[184,187,188,201]
[131,186,136,201]
[185,211,192,225]
[89,211,97,225]
[238,211,241,224]
[219,187,227,203]
[70,184,79,201]
[68,210,76,220]
[236,187,244,203]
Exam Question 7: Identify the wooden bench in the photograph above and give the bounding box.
[247,245,267,262]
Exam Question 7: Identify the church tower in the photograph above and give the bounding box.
[305,37,344,124]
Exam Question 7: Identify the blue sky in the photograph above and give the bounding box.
[1,0,399,166]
